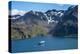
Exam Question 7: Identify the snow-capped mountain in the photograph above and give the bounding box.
[10,5,78,39]
[49,5,78,36]
[9,5,78,25]
[9,9,65,24]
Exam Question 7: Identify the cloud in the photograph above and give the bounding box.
[10,9,26,16]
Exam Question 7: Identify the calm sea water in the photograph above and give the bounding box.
[11,36,78,53]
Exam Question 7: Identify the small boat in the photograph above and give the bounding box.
[38,41,45,46]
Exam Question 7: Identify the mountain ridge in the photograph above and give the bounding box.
[9,5,78,40]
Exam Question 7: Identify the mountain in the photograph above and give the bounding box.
[45,9,64,19]
[10,9,65,24]
[49,5,78,37]
[9,5,78,40]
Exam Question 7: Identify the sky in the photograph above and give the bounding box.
[9,1,74,12]
[9,1,76,15]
